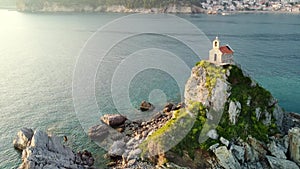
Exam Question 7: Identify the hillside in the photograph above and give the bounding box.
[16,0,205,13]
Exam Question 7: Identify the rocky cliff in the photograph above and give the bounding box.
[86,60,300,169]
[15,61,300,169]
[171,60,300,169]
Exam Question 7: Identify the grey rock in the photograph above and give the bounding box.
[213,146,240,169]
[282,112,300,134]
[263,111,272,126]
[140,101,154,111]
[266,156,299,169]
[255,108,261,121]
[244,142,259,163]
[220,137,230,147]
[13,127,33,150]
[14,129,95,169]
[163,103,174,113]
[228,101,241,125]
[109,140,126,157]
[272,105,284,130]
[207,129,219,140]
[288,127,300,166]
[101,114,127,127]
[267,140,286,159]
[230,144,245,163]
[209,143,220,151]
[247,136,267,157]
[30,130,49,149]
[127,148,141,160]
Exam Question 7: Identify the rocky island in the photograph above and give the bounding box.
[13,35,300,168]
[13,128,96,169]
[14,60,300,169]
[85,60,300,169]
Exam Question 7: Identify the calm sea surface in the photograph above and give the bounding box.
[0,10,299,168]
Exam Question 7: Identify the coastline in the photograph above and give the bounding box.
[12,4,300,15]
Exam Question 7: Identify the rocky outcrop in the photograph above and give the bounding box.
[288,127,300,166]
[177,61,300,169]
[282,112,300,134]
[13,127,33,150]
[14,129,95,169]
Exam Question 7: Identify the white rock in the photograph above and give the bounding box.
[207,129,219,140]
[220,137,230,147]
[246,96,251,106]
[209,143,220,151]
[228,101,241,125]
[255,108,261,120]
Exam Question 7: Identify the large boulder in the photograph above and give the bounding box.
[140,101,155,111]
[108,140,126,157]
[13,127,33,150]
[101,114,127,127]
[213,146,240,169]
[288,127,300,166]
[163,103,174,113]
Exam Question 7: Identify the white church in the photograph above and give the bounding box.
[208,37,234,65]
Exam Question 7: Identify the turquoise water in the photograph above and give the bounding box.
[0,10,299,168]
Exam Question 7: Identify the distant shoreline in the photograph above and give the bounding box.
[2,7,299,15]
[12,11,300,15]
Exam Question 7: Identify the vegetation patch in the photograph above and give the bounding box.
[217,65,278,143]
[196,60,227,96]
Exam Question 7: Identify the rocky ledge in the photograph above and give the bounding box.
[13,128,95,169]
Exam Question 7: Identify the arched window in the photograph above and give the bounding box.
[214,54,217,61]
[215,41,218,47]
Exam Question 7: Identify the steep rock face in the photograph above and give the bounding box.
[185,61,230,112]
[14,129,95,169]
[185,61,283,141]
[168,61,299,169]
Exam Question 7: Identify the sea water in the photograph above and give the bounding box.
[0,10,299,168]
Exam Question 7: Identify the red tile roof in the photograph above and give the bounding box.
[219,45,234,54]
